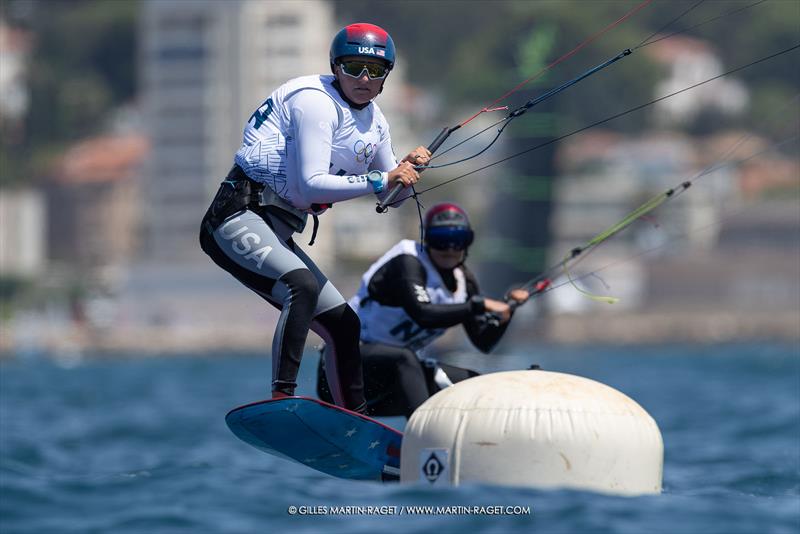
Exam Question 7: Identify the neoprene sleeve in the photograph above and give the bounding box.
[366,254,510,352]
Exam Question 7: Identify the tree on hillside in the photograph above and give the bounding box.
[1,0,138,186]
[334,0,798,137]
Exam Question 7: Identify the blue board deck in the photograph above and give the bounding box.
[225,396,403,482]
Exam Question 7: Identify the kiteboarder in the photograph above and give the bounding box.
[200,23,431,413]
[317,202,530,417]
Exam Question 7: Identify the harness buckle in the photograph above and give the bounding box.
[255,185,309,234]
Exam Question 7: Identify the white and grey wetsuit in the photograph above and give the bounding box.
[235,74,397,209]
[200,75,401,411]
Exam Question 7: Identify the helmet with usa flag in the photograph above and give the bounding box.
[329,23,396,69]
[423,202,475,251]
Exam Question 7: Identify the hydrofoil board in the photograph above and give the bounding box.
[225,396,402,482]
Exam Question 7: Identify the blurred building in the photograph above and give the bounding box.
[648,198,800,314]
[647,36,748,126]
[548,131,734,314]
[541,128,800,343]
[123,1,417,348]
[140,0,335,263]
[46,134,149,278]
[0,19,32,122]
[0,189,45,277]
[139,0,414,270]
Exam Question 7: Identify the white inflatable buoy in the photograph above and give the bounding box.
[400,370,663,495]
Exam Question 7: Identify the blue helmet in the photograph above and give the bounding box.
[329,23,395,69]
[424,203,474,251]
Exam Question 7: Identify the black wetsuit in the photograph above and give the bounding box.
[318,253,510,417]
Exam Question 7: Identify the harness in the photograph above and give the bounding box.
[203,165,329,245]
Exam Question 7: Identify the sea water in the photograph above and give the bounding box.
[1,343,798,533]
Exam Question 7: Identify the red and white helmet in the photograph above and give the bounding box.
[329,23,396,69]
